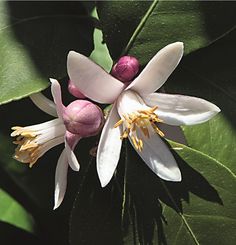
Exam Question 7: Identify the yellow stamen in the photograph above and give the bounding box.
[121,130,129,139]
[139,139,143,150]
[114,119,124,128]
[114,106,164,151]
[131,135,139,150]
[21,131,36,137]
[11,127,41,167]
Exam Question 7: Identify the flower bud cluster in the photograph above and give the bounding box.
[66,55,140,137]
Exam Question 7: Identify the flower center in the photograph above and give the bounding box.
[114,106,164,151]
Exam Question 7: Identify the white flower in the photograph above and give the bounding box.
[11,79,80,209]
[67,42,220,187]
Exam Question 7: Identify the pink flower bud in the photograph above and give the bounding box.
[111,56,139,83]
[63,100,104,137]
[68,80,86,99]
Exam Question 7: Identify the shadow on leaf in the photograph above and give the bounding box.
[121,141,223,245]
[0,221,42,245]
[7,1,94,78]
[69,156,123,245]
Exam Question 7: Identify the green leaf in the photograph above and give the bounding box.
[122,141,236,245]
[0,1,94,105]
[183,115,236,174]
[97,1,236,64]
[69,139,124,245]
[0,188,35,233]
[163,141,236,245]
[166,29,236,174]
[90,8,113,72]
[97,1,151,61]
[69,137,236,244]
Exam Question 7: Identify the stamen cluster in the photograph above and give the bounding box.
[12,127,38,167]
[114,106,164,151]
[11,119,65,167]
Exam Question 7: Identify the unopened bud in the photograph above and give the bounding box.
[68,80,86,99]
[63,100,104,137]
[111,56,139,83]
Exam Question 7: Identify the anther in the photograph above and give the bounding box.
[114,105,165,151]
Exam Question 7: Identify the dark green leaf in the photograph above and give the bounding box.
[97,1,236,64]
[0,222,42,245]
[122,141,236,245]
[166,29,236,174]
[0,1,94,105]
[69,141,123,245]
[97,1,151,61]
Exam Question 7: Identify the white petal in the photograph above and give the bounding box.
[117,90,147,115]
[30,92,57,117]
[130,129,181,181]
[127,42,183,94]
[65,137,80,172]
[49,78,65,119]
[67,51,125,103]
[54,149,68,209]
[11,118,63,136]
[143,93,220,125]
[97,104,123,187]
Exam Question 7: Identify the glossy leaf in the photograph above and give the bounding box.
[97,1,151,61]
[121,140,236,245]
[0,1,94,105]
[166,29,236,174]
[163,141,236,245]
[97,1,236,64]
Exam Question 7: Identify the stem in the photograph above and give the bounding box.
[121,0,159,56]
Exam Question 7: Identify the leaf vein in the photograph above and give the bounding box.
[183,214,236,222]
[170,141,236,179]
[161,181,200,245]
[173,221,184,245]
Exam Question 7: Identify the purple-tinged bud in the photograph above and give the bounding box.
[68,80,86,99]
[111,56,139,83]
[63,100,104,137]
